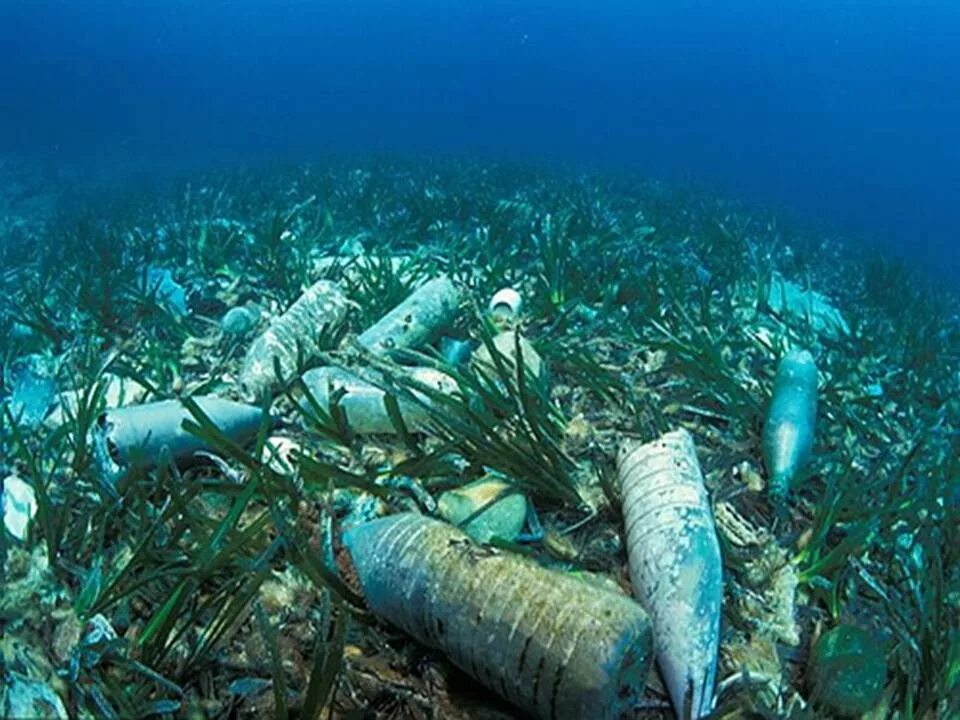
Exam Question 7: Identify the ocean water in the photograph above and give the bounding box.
[2,1,959,279]
[2,3,959,719]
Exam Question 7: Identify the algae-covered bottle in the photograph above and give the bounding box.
[809,624,886,716]
[299,366,456,434]
[91,396,265,485]
[357,275,461,356]
[342,513,653,720]
[617,428,722,720]
[762,348,818,509]
[239,280,350,400]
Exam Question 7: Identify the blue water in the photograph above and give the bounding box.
[2,1,959,279]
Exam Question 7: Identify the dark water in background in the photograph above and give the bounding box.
[1,1,958,280]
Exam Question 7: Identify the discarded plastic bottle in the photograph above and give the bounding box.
[299,366,456,434]
[473,329,544,381]
[44,373,150,430]
[239,280,350,400]
[766,274,850,338]
[4,354,57,429]
[342,513,653,720]
[357,275,461,356]
[488,287,523,328]
[438,336,475,365]
[436,475,528,543]
[617,428,722,720]
[91,396,265,485]
[762,348,818,509]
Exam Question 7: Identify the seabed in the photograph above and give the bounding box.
[1,157,957,718]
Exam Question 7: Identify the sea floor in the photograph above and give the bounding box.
[1,157,957,719]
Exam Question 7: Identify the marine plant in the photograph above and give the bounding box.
[1,157,957,718]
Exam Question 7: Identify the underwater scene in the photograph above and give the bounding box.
[2,2,959,719]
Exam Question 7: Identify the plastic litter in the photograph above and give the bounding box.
[299,366,456,434]
[91,396,265,485]
[4,354,57,428]
[2,474,37,541]
[141,266,189,317]
[473,330,543,381]
[357,275,461,356]
[762,348,818,508]
[342,513,653,720]
[617,428,722,720]
[0,670,68,720]
[436,476,528,543]
[239,280,350,399]
[766,275,850,338]
[488,287,523,327]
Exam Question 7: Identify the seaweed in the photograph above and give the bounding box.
[2,157,957,718]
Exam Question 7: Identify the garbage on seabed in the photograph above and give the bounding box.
[2,474,37,541]
[762,348,818,510]
[140,266,189,317]
[766,274,850,338]
[488,287,524,328]
[0,671,68,720]
[357,275,461,356]
[220,304,261,336]
[473,329,544,381]
[341,513,653,720]
[617,428,722,720]
[43,373,150,430]
[239,280,350,400]
[436,475,529,543]
[91,396,265,485]
[438,336,475,365]
[299,366,456,435]
[4,354,58,428]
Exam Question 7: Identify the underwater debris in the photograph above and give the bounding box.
[4,354,57,428]
[808,624,886,716]
[239,279,350,399]
[617,428,722,720]
[342,513,653,720]
[260,434,302,474]
[436,475,529,543]
[220,304,261,335]
[762,348,818,510]
[44,372,150,429]
[473,329,544,381]
[141,266,189,317]
[718,633,786,710]
[438,335,476,365]
[357,274,461,356]
[312,252,414,279]
[714,501,800,646]
[766,274,850,338]
[299,365,457,434]
[91,396,265,485]
[2,474,37,541]
[488,286,524,328]
[0,670,68,720]
[1,159,955,717]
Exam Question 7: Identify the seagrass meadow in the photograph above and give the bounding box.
[1,158,958,719]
